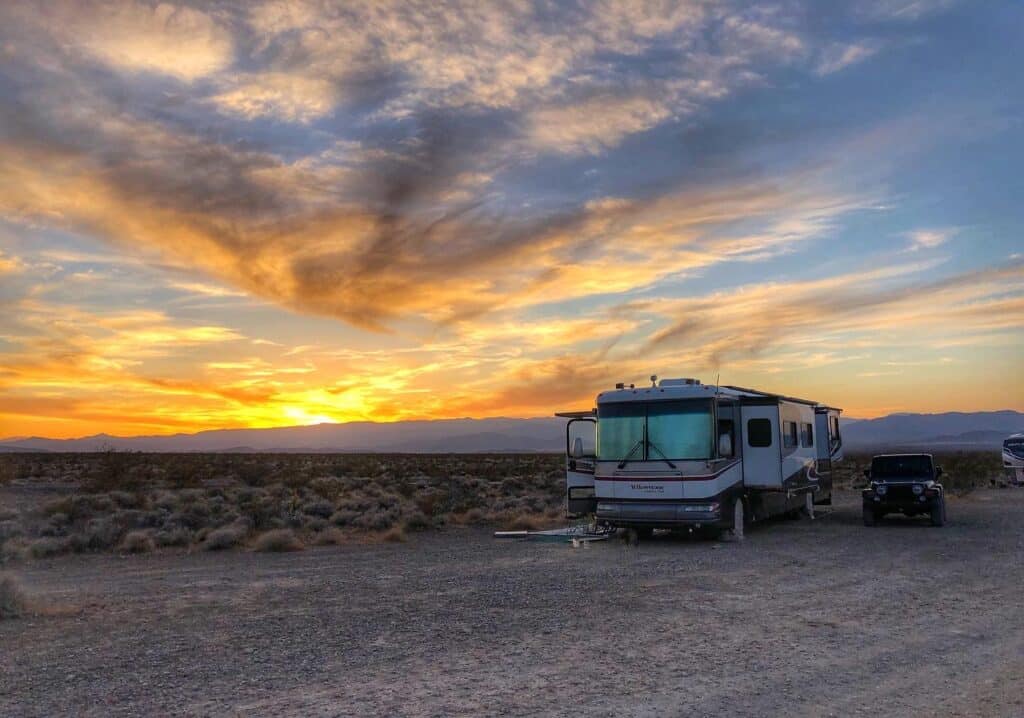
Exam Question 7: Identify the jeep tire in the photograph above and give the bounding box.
[930,497,946,527]
[863,504,877,526]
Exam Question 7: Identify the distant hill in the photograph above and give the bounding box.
[840,411,1024,450]
[0,417,568,454]
[1,411,1020,454]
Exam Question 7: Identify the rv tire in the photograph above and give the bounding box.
[730,497,747,540]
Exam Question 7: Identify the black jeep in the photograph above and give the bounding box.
[862,453,946,527]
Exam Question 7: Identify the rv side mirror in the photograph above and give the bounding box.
[718,433,733,458]
[571,437,585,459]
[863,469,871,479]
[935,466,943,478]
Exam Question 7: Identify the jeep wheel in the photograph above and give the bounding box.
[863,505,877,526]
[930,497,946,527]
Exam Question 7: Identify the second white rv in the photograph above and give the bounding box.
[1004,433,1024,486]
[558,378,843,537]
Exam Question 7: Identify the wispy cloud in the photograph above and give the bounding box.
[906,228,955,250]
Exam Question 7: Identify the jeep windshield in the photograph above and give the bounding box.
[597,400,714,462]
[871,455,933,479]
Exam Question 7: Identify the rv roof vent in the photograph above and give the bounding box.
[659,377,700,387]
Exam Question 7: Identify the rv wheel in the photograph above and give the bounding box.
[862,505,877,527]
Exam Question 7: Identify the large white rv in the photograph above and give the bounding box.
[1003,433,1024,486]
[558,378,843,537]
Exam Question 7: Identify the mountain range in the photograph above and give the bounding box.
[1,411,1021,453]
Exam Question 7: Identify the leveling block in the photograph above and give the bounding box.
[493,524,613,544]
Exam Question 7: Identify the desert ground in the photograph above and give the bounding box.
[3,475,1023,717]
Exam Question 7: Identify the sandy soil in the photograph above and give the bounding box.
[2,489,1023,717]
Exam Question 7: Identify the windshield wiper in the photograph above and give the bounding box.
[617,438,645,469]
[646,439,677,469]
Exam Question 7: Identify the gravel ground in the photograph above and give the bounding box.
[2,489,1023,717]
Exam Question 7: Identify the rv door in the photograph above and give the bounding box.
[565,418,596,518]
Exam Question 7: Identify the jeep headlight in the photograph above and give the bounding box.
[875,484,887,496]
[912,484,924,495]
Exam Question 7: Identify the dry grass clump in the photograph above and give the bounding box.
[313,527,346,546]
[381,526,407,543]
[119,531,155,554]
[27,537,68,559]
[0,572,29,619]
[154,527,192,547]
[253,529,304,553]
[500,513,547,531]
[202,525,247,551]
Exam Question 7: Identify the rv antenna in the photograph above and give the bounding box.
[650,375,658,387]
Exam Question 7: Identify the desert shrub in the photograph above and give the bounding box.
[0,573,28,619]
[152,491,180,512]
[0,458,16,486]
[119,531,155,554]
[415,490,443,516]
[27,537,69,559]
[83,448,141,493]
[381,526,407,543]
[0,520,24,542]
[314,528,346,546]
[108,491,147,509]
[500,477,525,496]
[253,529,304,553]
[353,506,400,531]
[330,509,359,527]
[403,511,432,532]
[500,513,545,531]
[304,517,328,532]
[302,500,334,519]
[462,507,486,524]
[0,506,18,522]
[202,525,246,551]
[154,528,192,547]
[308,477,345,501]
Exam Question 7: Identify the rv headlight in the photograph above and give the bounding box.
[875,484,887,496]
[912,484,924,495]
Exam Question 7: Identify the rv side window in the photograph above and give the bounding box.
[800,423,813,447]
[782,421,798,448]
[747,419,772,447]
[830,416,841,444]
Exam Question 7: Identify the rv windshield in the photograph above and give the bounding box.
[597,400,715,461]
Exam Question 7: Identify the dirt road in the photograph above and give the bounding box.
[3,489,1023,717]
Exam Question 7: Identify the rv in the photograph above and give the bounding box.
[557,378,843,537]
[1003,433,1024,486]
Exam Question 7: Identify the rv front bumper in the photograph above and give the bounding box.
[596,501,725,528]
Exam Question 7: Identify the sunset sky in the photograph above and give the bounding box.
[0,0,1022,439]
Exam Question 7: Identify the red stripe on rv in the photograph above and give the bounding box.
[596,461,740,482]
